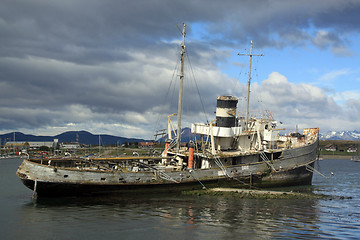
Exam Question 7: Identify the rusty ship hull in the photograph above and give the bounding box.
[17,138,318,197]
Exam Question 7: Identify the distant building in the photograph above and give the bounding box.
[138,142,154,148]
[5,139,58,149]
[347,145,357,153]
[324,144,337,152]
[60,142,81,149]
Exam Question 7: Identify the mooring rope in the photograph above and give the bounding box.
[32,179,37,200]
[214,155,231,177]
[260,152,277,172]
[135,160,179,183]
[306,164,329,179]
[212,154,262,190]
[189,169,207,189]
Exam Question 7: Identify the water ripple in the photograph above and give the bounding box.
[2,158,360,239]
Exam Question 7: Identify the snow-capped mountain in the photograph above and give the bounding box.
[320,130,360,140]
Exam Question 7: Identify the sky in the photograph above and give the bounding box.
[1,0,360,139]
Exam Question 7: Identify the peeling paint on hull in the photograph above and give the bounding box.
[16,136,318,197]
[17,160,315,197]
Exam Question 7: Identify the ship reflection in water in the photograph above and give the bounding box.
[20,193,323,239]
[2,158,359,239]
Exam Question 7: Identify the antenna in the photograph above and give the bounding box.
[238,40,263,129]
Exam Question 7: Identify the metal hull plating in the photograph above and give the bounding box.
[16,139,318,197]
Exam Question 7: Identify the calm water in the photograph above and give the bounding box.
[1,158,359,239]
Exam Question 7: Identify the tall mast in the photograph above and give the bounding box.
[176,23,186,151]
[238,40,263,129]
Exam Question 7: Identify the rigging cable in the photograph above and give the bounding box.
[135,159,179,183]
[232,66,243,97]
[211,153,262,190]
[189,169,207,189]
[152,52,181,141]
[185,51,209,123]
[260,152,278,172]
[306,164,329,179]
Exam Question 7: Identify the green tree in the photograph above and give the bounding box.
[39,146,50,151]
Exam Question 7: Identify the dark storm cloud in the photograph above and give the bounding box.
[1,0,359,136]
[201,0,360,49]
[2,1,357,58]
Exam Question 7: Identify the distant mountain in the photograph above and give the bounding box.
[156,127,200,143]
[0,132,53,143]
[165,128,360,141]
[0,131,147,146]
[5,129,358,145]
[320,130,360,140]
[54,131,146,145]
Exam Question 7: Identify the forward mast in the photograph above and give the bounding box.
[176,23,186,151]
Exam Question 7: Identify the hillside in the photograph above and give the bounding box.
[0,127,200,146]
[0,131,146,146]
[2,129,360,146]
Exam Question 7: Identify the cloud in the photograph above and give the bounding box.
[1,1,360,54]
[1,0,360,138]
[332,90,360,104]
[0,44,237,138]
[331,46,354,57]
[313,30,340,49]
[245,82,360,132]
[249,72,360,132]
[312,30,353,57]
[318,69,352,82]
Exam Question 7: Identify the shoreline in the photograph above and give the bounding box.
[182,188,328,199]
[321,155,352,160]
